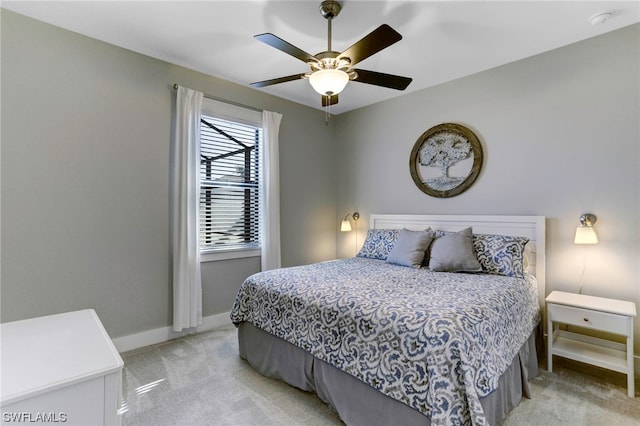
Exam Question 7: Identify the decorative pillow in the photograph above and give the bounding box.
[386,229,434,268]
[428,227,482,273]
[473,234,529,278]
[424,228,448,267]
[356,229,399,260]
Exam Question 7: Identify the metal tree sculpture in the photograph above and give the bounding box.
[420,133,471,175]
[419,132,472,190]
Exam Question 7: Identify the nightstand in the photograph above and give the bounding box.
[546,290,637,398]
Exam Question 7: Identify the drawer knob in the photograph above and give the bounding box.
[583,317,589,322]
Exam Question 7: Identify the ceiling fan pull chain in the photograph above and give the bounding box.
[325,96,330,125]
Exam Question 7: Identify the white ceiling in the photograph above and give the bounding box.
[3,1,639,114]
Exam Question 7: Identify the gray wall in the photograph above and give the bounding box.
[334,24,640,351]
[1,10,337,338]
[2,9,639,354]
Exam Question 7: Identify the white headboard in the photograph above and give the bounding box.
[370,214,546,309]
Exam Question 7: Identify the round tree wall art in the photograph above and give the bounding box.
[410,123,483,198]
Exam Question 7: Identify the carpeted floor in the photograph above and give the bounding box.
[119,325,640,426]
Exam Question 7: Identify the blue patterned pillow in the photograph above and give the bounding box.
[356,229,399,260]
[472,234,529,278]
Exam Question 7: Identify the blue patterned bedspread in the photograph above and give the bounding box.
[230,257,540,425]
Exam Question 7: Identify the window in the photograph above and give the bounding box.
[199,99,262,257]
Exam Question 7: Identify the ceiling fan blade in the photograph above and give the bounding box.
[352,69,412,90]
[250,73,306,88]
[254,33,320,64]
[336,24,402,67]
[321,94,339,107]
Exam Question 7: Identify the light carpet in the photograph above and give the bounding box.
[120,325,640,425]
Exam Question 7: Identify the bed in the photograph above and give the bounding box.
[230,214,545,425]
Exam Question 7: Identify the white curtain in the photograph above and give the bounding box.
[171,85,203,332]
[260,110,283,271]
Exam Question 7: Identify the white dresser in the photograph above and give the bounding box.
[1,309,124,425]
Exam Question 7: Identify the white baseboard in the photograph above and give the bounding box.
[112,311,233,353]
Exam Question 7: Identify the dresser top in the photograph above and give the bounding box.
[546,290,637,317]
[0,309,123,405]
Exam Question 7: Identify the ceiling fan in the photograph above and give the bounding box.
[250,0,412,107]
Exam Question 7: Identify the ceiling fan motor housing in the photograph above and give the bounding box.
[309,52,351,72]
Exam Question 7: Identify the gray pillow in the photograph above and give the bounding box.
[386,229,433,268]
[429,227,482,273]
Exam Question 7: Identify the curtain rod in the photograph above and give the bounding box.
[173,83,263,113]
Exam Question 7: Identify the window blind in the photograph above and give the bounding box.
[199,114,262,252]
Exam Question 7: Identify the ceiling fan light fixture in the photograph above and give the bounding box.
[308,69,349,96]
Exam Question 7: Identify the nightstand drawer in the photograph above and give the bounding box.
[548,303,629,335]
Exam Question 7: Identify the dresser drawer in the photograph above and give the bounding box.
[548,303,630,335]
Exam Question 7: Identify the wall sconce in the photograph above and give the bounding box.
[340,212,360,232]
[574,213,598,244]
[341,212,360,256]
[574,213,598,294]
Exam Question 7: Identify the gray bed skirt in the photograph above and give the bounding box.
[238,322,540,426]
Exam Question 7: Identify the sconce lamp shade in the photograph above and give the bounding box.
[574,213,598,244]
[309,69,349,96]
[574,226,598,244]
